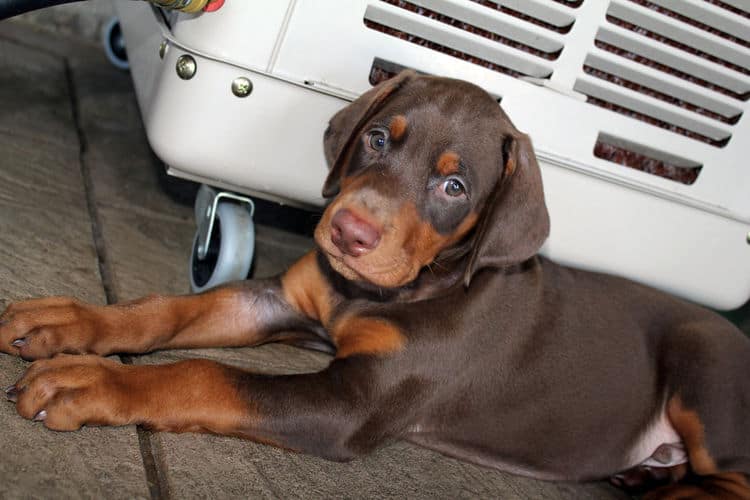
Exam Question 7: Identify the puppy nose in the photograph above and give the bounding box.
[330,209,381,257]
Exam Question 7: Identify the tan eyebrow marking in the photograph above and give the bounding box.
[389,115,408,141]
[437,151,460,176]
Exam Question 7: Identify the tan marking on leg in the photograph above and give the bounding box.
[667,396,717,475]
[130,359,259,436]
[389,115,408,141]
[643,396,750,499]
[282,251,334,325]
[436,151,460,176]
[644,472,750,500]
[333,315,405,358]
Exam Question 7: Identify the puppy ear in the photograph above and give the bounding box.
[322,70,416,198]
[464,132,550,285]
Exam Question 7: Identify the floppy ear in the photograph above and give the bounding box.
[322,70,416,198]
[464,132,550,285]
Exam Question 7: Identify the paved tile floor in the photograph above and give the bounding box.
[1,19,746,500]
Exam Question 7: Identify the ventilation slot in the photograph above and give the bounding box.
[606,2,750,76]
[369,58,415,86]
[594,133,702,185]
[363,0,574,79]
[469,0,577,34]
[551,0,583,8]
[705,0,750,20]
[592,37,748,101]
[574,0,749,147]
[368,58,503,102]
[630,0,749,49]
[582,53,744,124]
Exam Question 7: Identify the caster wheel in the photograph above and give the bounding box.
[102,17,129,70]
[190,202,255,293]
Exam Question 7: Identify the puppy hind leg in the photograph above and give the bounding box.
[645,323,750,499]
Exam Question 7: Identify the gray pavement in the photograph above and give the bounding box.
[3,19,743,500]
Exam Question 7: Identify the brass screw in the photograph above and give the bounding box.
[231,77,253,98]
[176,54,196,80]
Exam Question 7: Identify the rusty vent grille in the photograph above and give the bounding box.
[574,0,749,148]
[594,133,703,184]
[363,0,580,79]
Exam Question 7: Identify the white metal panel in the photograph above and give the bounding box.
[115,1,166,114]
[584,50,742,120]
[648,0,750,44]
[116,0,750,309]
[718,0,750,14]
[144,50,339,207]
[573,76,732,142]
[607,0,750,70]
[363,2,554,77]
[405,0,565,53]
[540,160,750,310]
[484,0,576,28]
[595,25,750,95]
[169,0,294,70]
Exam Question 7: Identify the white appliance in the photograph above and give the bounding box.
[115,0,750,310]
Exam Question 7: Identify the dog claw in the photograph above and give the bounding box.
[4,385,17,402]
[33,410,47,422]
[11,338,26,347]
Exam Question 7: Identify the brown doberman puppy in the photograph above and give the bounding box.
[2,71,749,498]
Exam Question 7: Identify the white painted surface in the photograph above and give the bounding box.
[116,0,750,309]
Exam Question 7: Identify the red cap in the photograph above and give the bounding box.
[204,0,225,12]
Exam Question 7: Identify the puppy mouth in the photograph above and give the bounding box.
[316,235,417,288]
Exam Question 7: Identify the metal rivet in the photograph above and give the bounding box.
[747,231,750,245]
[176,54,196,80]
[159,40,168,59]
[231,77,253,97]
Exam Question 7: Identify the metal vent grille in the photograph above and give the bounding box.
[363,0,749,184]
[363,0,580,78]
[575,0,749,148]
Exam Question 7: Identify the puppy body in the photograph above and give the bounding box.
[2,71,748,498]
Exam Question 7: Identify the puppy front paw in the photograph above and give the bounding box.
[0,297,107,360]
[6,354,134,431]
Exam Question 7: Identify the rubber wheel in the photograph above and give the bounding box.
[190,202,255,293]
[102,17,129,70]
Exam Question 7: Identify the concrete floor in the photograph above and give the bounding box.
[1,19,744,500]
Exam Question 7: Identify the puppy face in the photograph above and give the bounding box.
[315,77,509,288]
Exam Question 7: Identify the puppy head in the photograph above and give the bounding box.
[316,71,549,288]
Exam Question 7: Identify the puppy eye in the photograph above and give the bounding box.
[368,130,388,151]
[441,178,466,197]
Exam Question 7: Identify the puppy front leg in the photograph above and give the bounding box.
[6,355,394,461]
[0,251,333,359]
[0,278,326,360]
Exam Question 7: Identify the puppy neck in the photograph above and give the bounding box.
[315,250,467,304]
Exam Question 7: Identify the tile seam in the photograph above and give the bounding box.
[63,57,169,500]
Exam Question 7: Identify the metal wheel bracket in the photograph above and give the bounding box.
[194,185,255,261]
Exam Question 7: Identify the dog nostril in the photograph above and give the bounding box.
[330,209,381,257]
